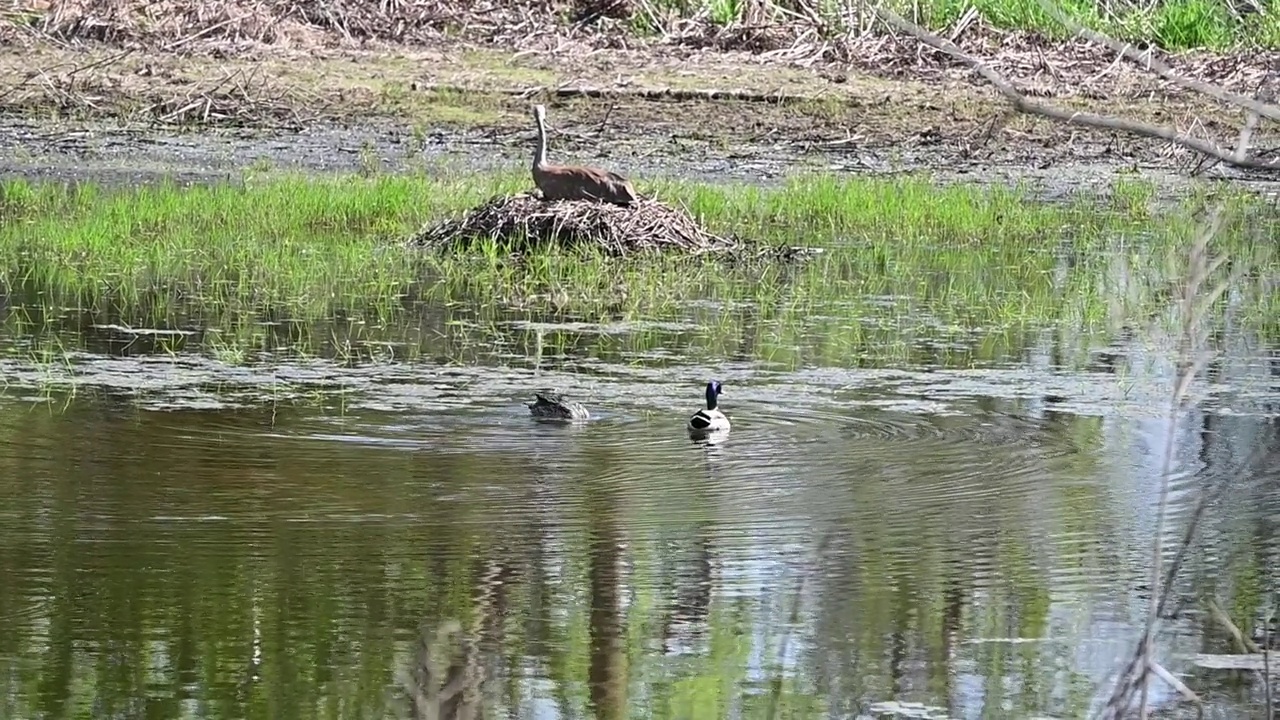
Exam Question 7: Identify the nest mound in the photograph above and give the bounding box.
[410,193,740,257]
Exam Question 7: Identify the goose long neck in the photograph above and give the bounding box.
[533,113,548,170]
[705,385,718,410]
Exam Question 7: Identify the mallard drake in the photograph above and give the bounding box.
[528,391,590,421]
[687,380,730,433]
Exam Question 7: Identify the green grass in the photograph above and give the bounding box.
[0,168,1139,316]
[0,169,1275,374]
[646,0,1280,51]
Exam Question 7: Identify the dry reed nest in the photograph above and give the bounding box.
[410,193,743,258]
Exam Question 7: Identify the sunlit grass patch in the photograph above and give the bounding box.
[0,169,1146,317]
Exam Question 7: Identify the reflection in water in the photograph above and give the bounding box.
[0,369,1273,719]
[404,559,510,720]
[587,487,627,720]
[0,274,1278,719]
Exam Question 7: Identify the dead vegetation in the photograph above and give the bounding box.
[4,0,460,47]
[7,0,1280,176]
[410,193,740,257]
[0,52,327,126]
[4,0,1280,105]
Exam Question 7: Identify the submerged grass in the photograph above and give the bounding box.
[0,170,1275,370]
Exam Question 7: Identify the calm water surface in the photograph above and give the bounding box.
[0,257,1278,720]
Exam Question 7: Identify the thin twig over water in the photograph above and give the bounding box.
[1265,604,1275,720]
[1139,203,1226,720]
[1099,201,1237,720]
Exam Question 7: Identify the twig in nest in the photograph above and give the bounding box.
[410,193,738,257]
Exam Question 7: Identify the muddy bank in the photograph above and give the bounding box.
[1,114,1260,202]
[0,115,791,188]
[5,18,1280,197]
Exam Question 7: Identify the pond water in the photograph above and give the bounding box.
[0,224,1278,720]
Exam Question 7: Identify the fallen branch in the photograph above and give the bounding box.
[872,4,1280,173]
[407,81,824,105]
[1097,441,1272,719]
[1209,598,1263,655]
[1137,201,1227,720]
[1036,0,1280,124]
[1207,596,1275,718]
[1267,605,1275,720]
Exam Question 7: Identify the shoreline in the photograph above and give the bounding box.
[5,11,1280,197]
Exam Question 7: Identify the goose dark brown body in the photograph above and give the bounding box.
[531,104,639,206]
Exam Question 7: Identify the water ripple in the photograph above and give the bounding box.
[0,333,1274,720]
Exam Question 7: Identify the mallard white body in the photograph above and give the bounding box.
[687,381,730,433]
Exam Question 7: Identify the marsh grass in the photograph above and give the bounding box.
[0,170,1275,370]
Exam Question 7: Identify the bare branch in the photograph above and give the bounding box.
[1148,659,1204,708]
[1209,598,1263,653]
[1266,609,1274,720]
[1259,614,1269,717]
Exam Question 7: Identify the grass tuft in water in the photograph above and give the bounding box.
[0,170,1139,313]
[0,170,1275,370]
